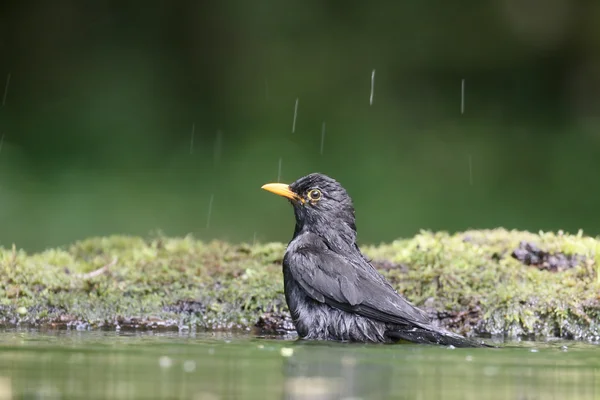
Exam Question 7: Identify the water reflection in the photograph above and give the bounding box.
[0,330,597,399]
[282,342,393,399]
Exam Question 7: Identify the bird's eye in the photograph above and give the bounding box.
[307,189,322,201]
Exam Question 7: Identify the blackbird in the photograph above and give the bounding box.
[261,173,490,347]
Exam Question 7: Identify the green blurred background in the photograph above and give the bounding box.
[0,2,599,251]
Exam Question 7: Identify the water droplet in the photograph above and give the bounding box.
[292,98,299,133]
[370,69,376,106]
[183,360,196,373]
[206,194,214,229]
[280,347,294,357]
[159,356,173,368]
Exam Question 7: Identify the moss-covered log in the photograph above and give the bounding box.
[1,229,599,340]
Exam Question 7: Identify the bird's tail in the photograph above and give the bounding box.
[387,327,494,348]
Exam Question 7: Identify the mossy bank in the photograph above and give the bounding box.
[1,229,600,341]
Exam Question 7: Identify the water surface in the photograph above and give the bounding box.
[0,329,598,399]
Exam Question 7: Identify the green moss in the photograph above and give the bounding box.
[364,229,600,340]
[1,229,599,340]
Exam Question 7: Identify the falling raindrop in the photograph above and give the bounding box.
[292,98,299,133]
[206,194,214,229]
[370,69,376,106]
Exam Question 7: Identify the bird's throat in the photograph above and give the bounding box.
[293,219,357,254]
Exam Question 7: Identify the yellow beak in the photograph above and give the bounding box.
[261,183,300,201]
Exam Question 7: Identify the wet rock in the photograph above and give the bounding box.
[436,305,484,336]
[511,241,586,272]
[163,300,206,314]
[255,312,295,334]
[67,321,90,331]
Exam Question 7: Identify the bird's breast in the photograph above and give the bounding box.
[282,258,388,343]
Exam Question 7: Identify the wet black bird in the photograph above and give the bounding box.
[262,173,490,347]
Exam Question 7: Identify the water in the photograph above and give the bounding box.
[0,330,598,399]
[206,194,214,230]
[370,69,375,106]
[292,98,299,133]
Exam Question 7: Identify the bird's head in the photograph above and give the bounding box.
[261,173,357,244]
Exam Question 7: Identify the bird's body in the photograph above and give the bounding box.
[262,173,490,348]
[284,234,388,343]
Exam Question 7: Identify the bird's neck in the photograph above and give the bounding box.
[294,219,358,253]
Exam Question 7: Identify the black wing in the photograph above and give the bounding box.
[286,233,432,328]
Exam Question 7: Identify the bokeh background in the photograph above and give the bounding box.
[0,1,599,251]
